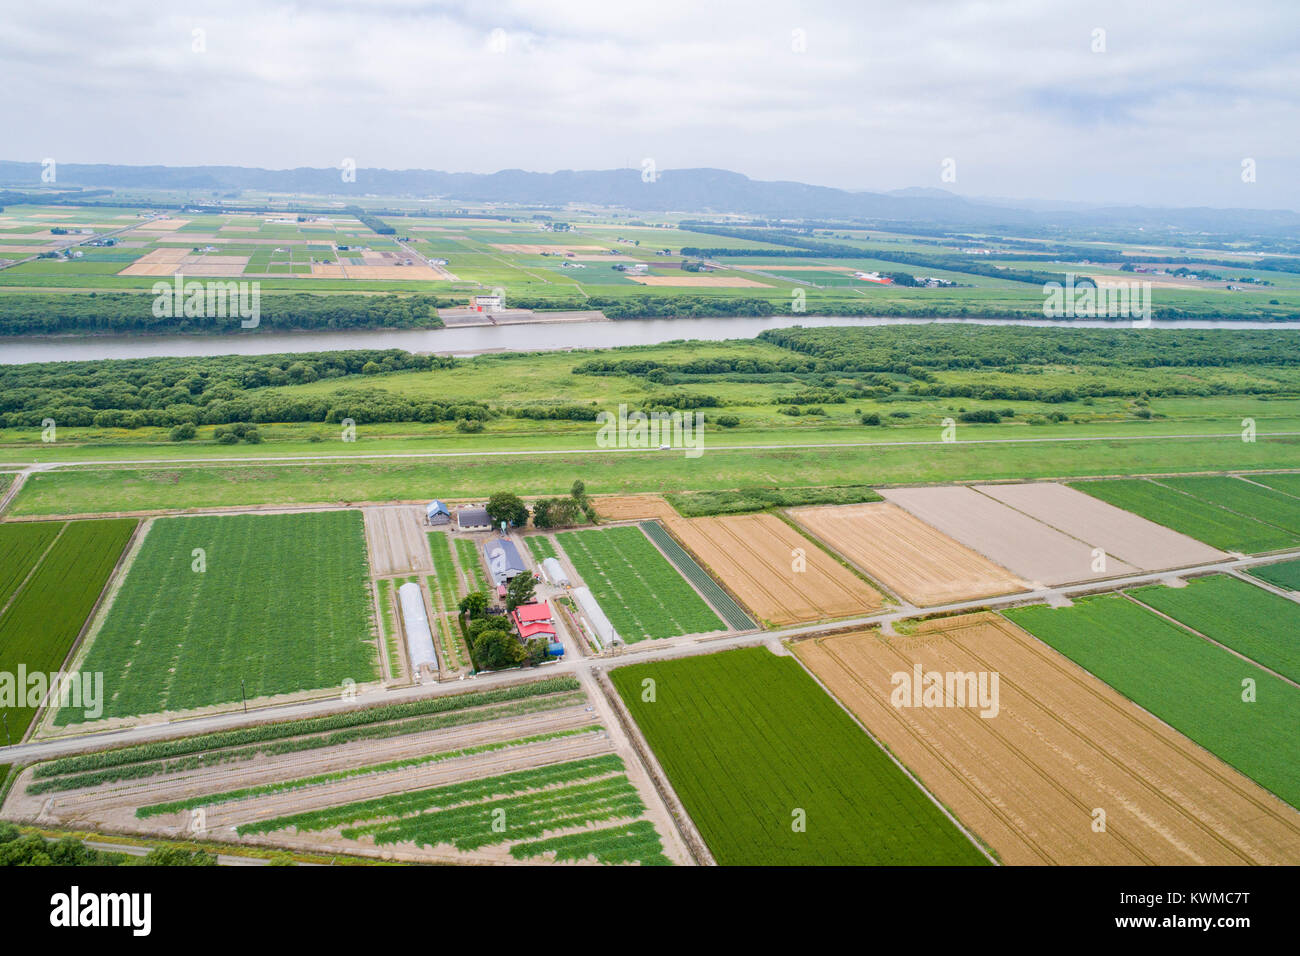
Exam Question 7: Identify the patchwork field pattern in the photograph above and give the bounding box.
[56,510,377,724]
[1006,596,1300,810]
[789,502,1025,605]
[0,519,138,736]
[612,648,989,865]
[796,614,1300,865]
[881,485,1139,585]
[657,513,882,625]
[555,526,723,641]
[973,482,1227,570]
[1126,574,1300,682]
[1069,478,1298,553]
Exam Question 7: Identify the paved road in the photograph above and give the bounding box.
[4,544,1297,766]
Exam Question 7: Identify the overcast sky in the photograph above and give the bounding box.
[4,0,1298,209]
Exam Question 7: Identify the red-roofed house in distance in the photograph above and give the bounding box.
[511,601,557,642]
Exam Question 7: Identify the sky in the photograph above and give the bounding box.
[4,0,1298,209]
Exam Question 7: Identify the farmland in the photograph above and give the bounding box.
[1126,575,1300,682]
[0,519,137,737]
[555,526,724,641]
[797,614,1300,865]
[789,502,1025,605]
[652,513,881,625]
[639,521,755,630]
[1068,478,1298,553]
[7,672,679,865]
[1248,557,1300,590]
[54,510,376,725]
[610,647,989,865]
[1006,596,1300,810]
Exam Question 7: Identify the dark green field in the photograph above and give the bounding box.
[1248,557,1300,591]
[1006,596,1300,809]
[611,647,989,865]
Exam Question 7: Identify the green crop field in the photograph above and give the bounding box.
[1126,575,1300,682]
[555,526,723,640]
[1069,478,1298,552]
[0,519,137,736]
[1006,596,1300,809]
[55,510,376,724]
[611,647,990,865]
[0,522,61,609]
[1154,475,1300,537]
[524,535,558,562]
[639,520,754,630]
[452,537,491,593]
[1252,472,1300,499]
[1248,557,1300,591]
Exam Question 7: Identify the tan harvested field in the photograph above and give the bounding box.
[796,613,1300,865]
[663,513,883,625]
[135,218,190,231]
[972,482,1227,570]
[490,243,608,254]
[117,247,192,276]
[594,494,680,521]
[881,485,1140,585]
[790,502,1027,605]
[364,505,434,575]
[628,275,770,287]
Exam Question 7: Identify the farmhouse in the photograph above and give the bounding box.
[512,601,557,641]
[484,537,527,585]
[457,506,491,531]
[425,500,451,526]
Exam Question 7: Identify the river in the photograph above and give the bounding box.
[2,314,1298,364]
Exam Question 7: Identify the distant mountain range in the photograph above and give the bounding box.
[2,161,1297,237]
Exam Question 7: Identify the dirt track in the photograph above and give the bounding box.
[364,506,434,575]
[790,502,1027,605]
[664,513,882,625]
[796,613,1300,865]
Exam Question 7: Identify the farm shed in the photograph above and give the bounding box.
[457,506,491,531]
[572,585,621,648]
[425,500,451,526]
[541,556,570,587]
[485,538,527,585]
[398,582,439,674]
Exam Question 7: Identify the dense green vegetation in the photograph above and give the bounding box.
[1248,557,1300,590]
[1006,596,1300,809]
[1069,478,1298,552]
[664,484,881,517]
[1155,475,1300,536]
[0,291,445,336]
[612,648,989,865]
[0,518,137,736]
[0,823,217,866]
[1126,575,1300,682]
[55,510,375,724]
[0,522,60,608]
[556,526,723,640]
[509,819,669,865]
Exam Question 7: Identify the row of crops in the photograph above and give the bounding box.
[236,753,669,865]
[453,537,492,593]
[555,526,723,641]
[0,518,138,736]
[639,520,755,630]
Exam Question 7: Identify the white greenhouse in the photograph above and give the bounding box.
[541,556,570,588]
[398,582,439,674]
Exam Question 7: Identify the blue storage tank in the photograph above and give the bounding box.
[546,642,565,658]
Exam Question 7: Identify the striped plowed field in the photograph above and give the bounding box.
[664,513,882,625]
[796,613,1300,866]
[364,506,434,576]
[789,502,1027,606]
[593,495,679,522]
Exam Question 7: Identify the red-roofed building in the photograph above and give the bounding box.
[511,601,556,641]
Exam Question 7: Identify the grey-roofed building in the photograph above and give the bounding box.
[425,500,451,525]
[457,506,491,531]
[484,538,528,585]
